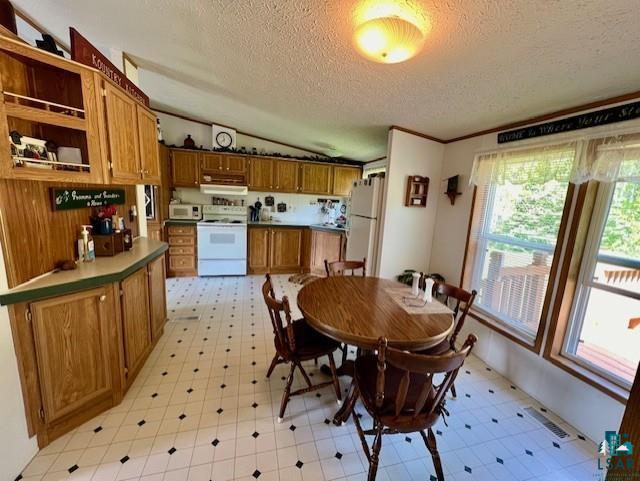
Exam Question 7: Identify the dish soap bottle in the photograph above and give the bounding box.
[79,225,95,262]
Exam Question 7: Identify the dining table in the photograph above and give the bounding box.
[297,276,455,424]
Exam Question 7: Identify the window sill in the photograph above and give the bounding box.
[468,308,541,352]
[545,351,630,404]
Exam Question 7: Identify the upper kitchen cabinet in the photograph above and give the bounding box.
[274,159,300,192]
[248,156,274,190]
[102,81,161,185]
[201,152,246,185]
[332,165,361,197]
[102,81,140,184]
[0,36,105,183]
[136,105,161,184]
[171,149,200,187]
[300,162,333,195]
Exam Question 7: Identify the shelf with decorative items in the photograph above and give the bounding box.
[405,175,429,207]
[0,35,105,183]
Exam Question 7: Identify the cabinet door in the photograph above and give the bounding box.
[248,157,273,190]
[104,82,141,184]
[201,152,223,171]
[121,268,151,381]
[148,255,167,341]
[271,228,303,273]
[300,163,333,195]
[332,166,361,197]
[171,150,200,187]
[274,159,300,193]
[248,228,270,274]
[31,287,114,424]
[311,230,343,274]
[137,106,161,184]
[224,155,247,175]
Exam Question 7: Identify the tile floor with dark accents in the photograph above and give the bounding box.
[18,275,601,481]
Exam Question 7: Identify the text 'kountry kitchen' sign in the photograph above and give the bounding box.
[51,188,125,211]
[497,100,640,144]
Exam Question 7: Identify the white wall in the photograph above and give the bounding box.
[378,129,444,279]
[429,114,640,442]
[0,242,38,481]
[173,187,345,225]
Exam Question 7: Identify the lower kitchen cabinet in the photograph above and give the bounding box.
[248,227,304,274]
[271,228,303,273]
[148,256,168,341]
[309,229,344,274]
[8,251,167,448]
[29,286,120,444]
[166,225,197,277]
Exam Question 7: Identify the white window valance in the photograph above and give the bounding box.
[471,134,640,186]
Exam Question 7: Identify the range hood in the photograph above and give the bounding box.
[200,184,248,196]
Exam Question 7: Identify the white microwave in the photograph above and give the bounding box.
[169,204,202,220]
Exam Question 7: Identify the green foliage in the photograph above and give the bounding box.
[600,182,640,259]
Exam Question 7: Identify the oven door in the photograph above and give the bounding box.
[197,225,247,260]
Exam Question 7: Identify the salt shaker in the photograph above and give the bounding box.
[423,278,435,303]
[411,272,421,296]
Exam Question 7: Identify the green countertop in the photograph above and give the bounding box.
[0,238,168,306]
[164,219,200,226]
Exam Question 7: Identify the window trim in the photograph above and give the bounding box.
[543,181,630,403]
[460,183,575,353]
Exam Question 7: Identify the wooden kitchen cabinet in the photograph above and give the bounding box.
[136,105,161,184]
[332,165,361,196]
[309,229,344,275]
[271,228,303,272]
[300,162,333,195]
[201,152,224,171]
[248,227,304,274]
[166,225,197,277]
[248,156,274,190]
[248,227,271,274]
[171,150,200,187]
[224,154,247,175]
[148,255,167,342]
[103,81,141,184]
[274,159,300,192]
[120,267,152,385]
[28,285,120,444]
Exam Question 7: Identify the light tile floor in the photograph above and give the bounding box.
[18,275,602,481]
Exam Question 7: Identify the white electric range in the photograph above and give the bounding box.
[197,205,247,276]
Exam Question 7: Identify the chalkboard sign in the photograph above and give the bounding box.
[51,188,125,211]
[498,100,640,144]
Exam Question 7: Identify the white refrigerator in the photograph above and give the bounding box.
[346,177,385,276]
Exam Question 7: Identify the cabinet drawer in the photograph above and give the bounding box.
[169,246,194,256]
[169,255,196,270]
[167,226,195,236]
[168,236,195,246]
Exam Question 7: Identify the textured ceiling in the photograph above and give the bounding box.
[13,0,640,160]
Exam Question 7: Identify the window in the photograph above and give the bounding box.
[464,144,575,342]
[563,180,640,387]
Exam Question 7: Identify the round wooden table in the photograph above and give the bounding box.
[297,276,454,351]
[298,276,455,425]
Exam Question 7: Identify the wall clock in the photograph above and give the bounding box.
[215,131,233,148]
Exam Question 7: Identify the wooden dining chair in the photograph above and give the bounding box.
[261,274,342,422]
[324,258,366,277]
[417,282,476,398]
[324,257,366,364]
[352,334,478,481]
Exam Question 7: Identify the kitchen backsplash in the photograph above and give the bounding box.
[173,188,346,224]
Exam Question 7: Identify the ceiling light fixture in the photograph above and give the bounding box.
[353,16,425,64]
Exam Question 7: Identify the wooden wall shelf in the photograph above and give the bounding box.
[405,175,429,207]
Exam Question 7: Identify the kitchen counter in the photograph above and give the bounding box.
[0,238,168,305]
[248,220,346,233]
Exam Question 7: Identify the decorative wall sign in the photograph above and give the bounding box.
[69,28,150,107]
[497,100,640,144]
[51,188,125,211]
